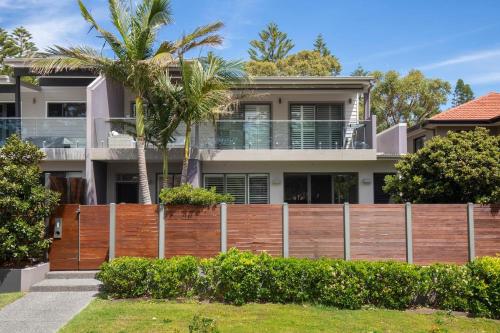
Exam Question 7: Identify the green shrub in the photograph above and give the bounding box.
[467,256,500,318]
[148,256,199,299]
[365,261,421,309]
[97,257,151,298]
[422,264,470,311]
[159,184,234,206]
[0,135,60,268]
[98,250,500,318]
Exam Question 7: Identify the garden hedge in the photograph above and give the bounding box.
[97,249,500,319]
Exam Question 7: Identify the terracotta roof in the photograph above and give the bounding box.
[431,92,500,121]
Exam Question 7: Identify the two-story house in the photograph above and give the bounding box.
[1,59,407,205]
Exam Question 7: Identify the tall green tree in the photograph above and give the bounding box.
[32,0,223,203]
[0,28,16,74]
[246,50,341,76]
[452,79,474,107]
[179,54,247,184]
[313,33,330,56]
[248,22,294,62]
[351,65,369,76]
[10,26,38,57]
[384,128,500,204]
[371,70,451,131]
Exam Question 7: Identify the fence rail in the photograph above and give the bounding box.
[48,203,500,271]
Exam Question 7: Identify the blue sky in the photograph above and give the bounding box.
[1,0,499,106]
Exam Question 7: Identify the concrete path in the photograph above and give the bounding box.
[0,291,96,333]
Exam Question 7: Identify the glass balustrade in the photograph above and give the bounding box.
[93,118,371,150]
[0,118,86,148]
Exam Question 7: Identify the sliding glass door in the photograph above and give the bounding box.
[289,103,344,149]
[284,173,358,204]
[217,104,271,149]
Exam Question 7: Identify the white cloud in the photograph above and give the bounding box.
[2,1,108,50]
[419,48,500,70]
[467,72,500,85]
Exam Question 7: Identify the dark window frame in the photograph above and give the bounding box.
[284,172,359,204]
[47,102,87,118]
[413,135,425,152]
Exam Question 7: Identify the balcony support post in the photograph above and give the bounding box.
[15,76,21,118]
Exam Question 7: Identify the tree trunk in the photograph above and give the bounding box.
[162,148,169,189]
[135,96,152,204]
[180,122,192,184]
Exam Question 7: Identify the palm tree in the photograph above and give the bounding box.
[30,0,223,203]
[178,53,248,184]
[144,70,185,189]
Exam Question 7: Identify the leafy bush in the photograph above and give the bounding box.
[467,256,500,318]
[0,135,60,268]
[384,127,500,204]
[422,264,470,311]
[98,249,500,318]
[159,184,234,206]
[97,257,151,298]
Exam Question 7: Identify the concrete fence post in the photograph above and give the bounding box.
[220,203,227,253]
[405,202,413,264]
[109,203,116,261]
[282,203,289,258]
[343,202,350,261]
[158,204,165,259]
[467,203,475,262]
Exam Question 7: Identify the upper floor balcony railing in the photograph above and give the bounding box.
[94,118,372,150]
[0,118,86,148]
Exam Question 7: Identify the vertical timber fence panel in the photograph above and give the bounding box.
[48,205,80,270]
[289,204,344,259]
[115,204,159,258]
[227,204,283,256]
[474,204,500,257]
[165,205,221,258]
[350,204,407,261]
[412,204,468,265]
[78,205,110,270]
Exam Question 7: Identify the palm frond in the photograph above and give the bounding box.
[78,0,127,59]
[173,22,224,56]
[29,46,113,75]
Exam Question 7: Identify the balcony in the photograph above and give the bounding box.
[0,118,86,148]
[93,118,373,150]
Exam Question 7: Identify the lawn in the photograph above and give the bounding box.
[0,292,24,309]
[60,299,500,333]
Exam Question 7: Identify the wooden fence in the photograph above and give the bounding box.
[48,203,500,271]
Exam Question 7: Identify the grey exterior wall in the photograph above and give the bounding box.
[0,263,49,292]
[377,123,408,155]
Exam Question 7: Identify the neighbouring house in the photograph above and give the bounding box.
[407,92,500,153]
[0,59,407,205]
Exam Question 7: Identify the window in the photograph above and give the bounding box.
[284,173,358,204]
[203,173,269,204]
[47,102,86,117]
[0,103,15,117]
[129,102,148,118]
[116,174,139,203]
[290,104,344,149]
[414,136,425,152]
[374,173,395,204]
[217,104,271,149]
